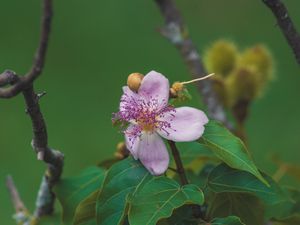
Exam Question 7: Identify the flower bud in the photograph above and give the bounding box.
[204,40,238,76]
[114,142,129,159]
[172,82,184,92]
[127,73,144,92]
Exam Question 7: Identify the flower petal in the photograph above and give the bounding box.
[138,132,169,175]
[119,86,139,112]
[125,124,142,159]
[138,71,169,106]
[157,106,209,142]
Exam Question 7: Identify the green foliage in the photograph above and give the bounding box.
[52,118,299,225]
[198,120,268,185]
[54,167,105,225]
[96,157,152,225]
[207,192,265,225]
[128,177,204,225]
[207,164,290,206]
[74,191,98,225]
[209,216,246,225]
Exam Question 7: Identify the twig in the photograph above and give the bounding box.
[167,140,188,185]
[0,70,18,87]
[23,85,64,217]
[263,0,300,64]
[154,0,231,128]
[6,176,27,213]
[0,0,52,98]
[1,0,64,218]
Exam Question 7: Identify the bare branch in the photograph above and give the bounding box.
[0,0,53,98]
[6,176,27,213]
[0,70,18,87]
[2,0,64,218]
[22,85,64,217]
[263,0,300,64]
[154,0,231,127]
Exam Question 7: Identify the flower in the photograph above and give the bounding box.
[113,71,208,175]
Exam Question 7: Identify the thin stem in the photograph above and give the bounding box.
[168,140,188,185]
[180,73,215,85]
[6,176,27,213]
[263,0,300,65]
[168,140,205,219]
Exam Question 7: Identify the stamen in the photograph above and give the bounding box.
[113,94,177,145]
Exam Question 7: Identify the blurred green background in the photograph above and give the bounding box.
[1,0,300,224]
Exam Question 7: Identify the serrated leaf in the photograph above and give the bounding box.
[207,192,265,225]
[96,157,152,225]
[199,120,268,185]
[209,216,245,225]
[207,163,294,219]
[128,176,204,225]
[54,167,105,225]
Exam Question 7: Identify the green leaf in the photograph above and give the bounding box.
[207,192,265,225]
[74,191,99,225]
[128,176,204,225]
[96,157,152,225]
[157,205,200,225]
[175,141,217,167]
[271,188,300,224]
[199,120,268,185]
[207,164,294,219]
[209,216,245,225]
[54,167,105,225]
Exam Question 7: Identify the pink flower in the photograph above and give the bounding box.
[113,71,208,175]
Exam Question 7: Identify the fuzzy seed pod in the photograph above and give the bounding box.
[239,45,274,85]
[211,75,228,107]
[127,73,144,92]
[204,40,239,76]
[226,66,261,107]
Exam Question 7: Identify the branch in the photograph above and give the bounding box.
[2,0,64,218]
[23,85,64,217]
[6,176,27,214]
[263,0,300,64]
[0,0,52,98]
[154,0,231,127]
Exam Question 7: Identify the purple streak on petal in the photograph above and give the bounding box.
[138,71,169,108]
[138,132,169,175]
[120,86,139,112]
[125,124,142,159]
[157,107,209,142]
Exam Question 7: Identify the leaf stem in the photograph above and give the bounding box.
[168,140,205,219]
[168,140,188,185]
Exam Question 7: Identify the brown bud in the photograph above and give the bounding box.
[114,142,129,159]
[171,82,184,92]
[169,87,177,98]
[127,73,144,92]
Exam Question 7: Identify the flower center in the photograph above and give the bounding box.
[113,94,175,138]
